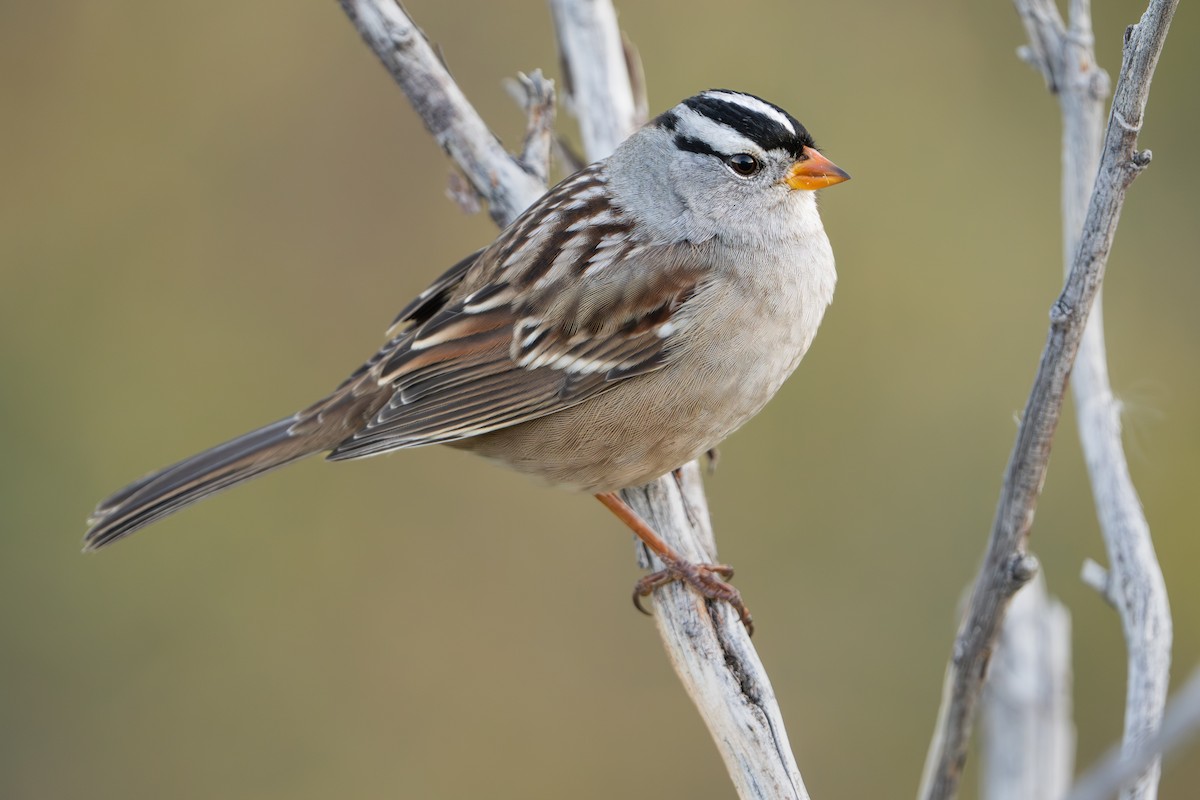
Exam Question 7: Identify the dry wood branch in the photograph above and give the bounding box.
[549,0,642,159]
[551,2,808,797]
[337,0,546,225]
[338,2,808,797]
[919,2,1179,798]
[624,466,810,800]
[1016,1,1173,795]
[980,574,1075,800]
[507,71,556,186]
[1065,667,1200,800]
[1015,3,1172,797]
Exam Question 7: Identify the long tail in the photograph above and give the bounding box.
[84,415,339,551]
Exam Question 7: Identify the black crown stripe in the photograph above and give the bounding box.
[682,93,813,159]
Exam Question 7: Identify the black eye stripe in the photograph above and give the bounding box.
[673,137,761,178]
[673,134,722,159]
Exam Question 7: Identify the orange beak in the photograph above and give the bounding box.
[784,146,850,190]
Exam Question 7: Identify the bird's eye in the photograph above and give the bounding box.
[726,153,761,176]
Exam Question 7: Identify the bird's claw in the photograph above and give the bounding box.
[633,559,754,635]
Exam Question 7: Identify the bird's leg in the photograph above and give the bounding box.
[594,491,754,635]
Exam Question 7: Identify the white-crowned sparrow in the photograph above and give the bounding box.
[84,90,849,631]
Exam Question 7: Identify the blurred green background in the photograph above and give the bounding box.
[2,2,1197,798]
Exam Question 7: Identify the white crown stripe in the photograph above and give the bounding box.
[674,106,768,156]
[700,91,796,136]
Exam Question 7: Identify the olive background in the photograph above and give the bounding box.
[2,2,1197,798]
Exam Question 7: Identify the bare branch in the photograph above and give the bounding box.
[337,0,546,225]
[505,70,556,186]
[549,0,641,159]
[1015,2,1173,797]
[980,574,1075,800]
[1013,0,1068,92]
[550,2,809,797]
[338,2,807,797]
[919,2,1179,798]
[624,466,810,800]
[1066,667,1200,800]
[1080,558,1118,607]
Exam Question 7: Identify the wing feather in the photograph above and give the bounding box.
[325,163,712,461]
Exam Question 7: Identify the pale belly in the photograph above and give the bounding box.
[453,278,828,493]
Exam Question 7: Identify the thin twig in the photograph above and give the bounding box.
[918,2,1179,798]
[1066,667,1200,800]
[1080,558,1119,607]
[506,70,556,186]
[337,0,546,225]
[1016,2,1172,797]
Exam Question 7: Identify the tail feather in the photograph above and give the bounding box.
[84,416,328,551]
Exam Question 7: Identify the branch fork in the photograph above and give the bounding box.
[923,2,1178,799]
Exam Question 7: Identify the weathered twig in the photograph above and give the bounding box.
[506,71,556,187]
[980,574,1075,800]
[549,0,642,159]
[620,468,809,800]
[337,0,546,225]
[339,2,807,797]
[1066,666,1200,800]
[550,2,808,797]
[919,2,1178,798]
[1015,3,1172,797]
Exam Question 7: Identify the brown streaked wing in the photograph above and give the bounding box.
[325,244,707,460]
[324,161,712,460]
